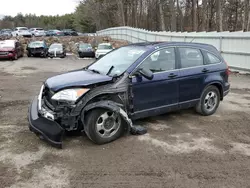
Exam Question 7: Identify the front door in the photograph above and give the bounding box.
[131,47,180,119]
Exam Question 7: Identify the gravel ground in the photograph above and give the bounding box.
[0,56,250,188]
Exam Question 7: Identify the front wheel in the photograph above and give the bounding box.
[84,108,125,144]
[195,85,220,116]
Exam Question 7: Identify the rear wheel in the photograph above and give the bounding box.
[84,108,124,144]
[195,85,220,116]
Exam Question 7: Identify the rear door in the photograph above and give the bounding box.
[131,47,180,118]
[177,47,206,107]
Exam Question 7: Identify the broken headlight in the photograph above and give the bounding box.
[51,88,89,102]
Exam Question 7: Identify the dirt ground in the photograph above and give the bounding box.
[0,56,250,188]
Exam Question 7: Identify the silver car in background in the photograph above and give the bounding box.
[12,27,32,37]
[29,28,46,37]
[95,43,114,59]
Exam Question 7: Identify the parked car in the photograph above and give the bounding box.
[48,43,66,58]
[62,29,78,36]
[12,27,32,37]
[46,30,64,36]
[26,41,48,57]
[29,28,46,37]
[95,43,114,59]
[0,29,12,37]
[28,42,230,148]
[78,43,95,58]
[0,40,24,60]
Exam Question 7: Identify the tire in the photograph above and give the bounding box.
[195,85,220,116]
[84,108,125,144]
[27,52,31,57]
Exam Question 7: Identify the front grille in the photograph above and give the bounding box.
[0,52,8,55]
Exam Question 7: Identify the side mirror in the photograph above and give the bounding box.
[136,68,154,80]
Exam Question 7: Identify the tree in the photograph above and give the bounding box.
[192,0,197,31]
[201,0,208,31]
[159,0,166,31]
[243,0,249,31]
[216,0,223,31]
[170,0,176,31]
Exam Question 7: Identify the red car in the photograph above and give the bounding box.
[0,40,24,60]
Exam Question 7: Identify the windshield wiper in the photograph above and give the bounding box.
[88,68,100,74]
[106,66,114,76]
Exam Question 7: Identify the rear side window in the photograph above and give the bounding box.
[139,48,176,73]
[179,48,203,68]
[205,52,221,64]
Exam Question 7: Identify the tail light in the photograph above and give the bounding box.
[225,61,230,76]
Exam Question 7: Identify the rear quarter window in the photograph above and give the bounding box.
[204,51,221,64]
[178,47,204,68]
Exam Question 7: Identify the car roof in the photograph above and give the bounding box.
[128,42,219,55]
[99,43,112,45]
[16,27,28,29]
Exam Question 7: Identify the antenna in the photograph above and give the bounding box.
[190,37,195,43]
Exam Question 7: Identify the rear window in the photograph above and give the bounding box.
[179,48,204,68]
[36,28,44,31]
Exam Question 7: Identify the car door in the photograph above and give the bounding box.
[177,47,206,108]
[131,47,180,119]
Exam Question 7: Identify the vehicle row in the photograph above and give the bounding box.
[0,39,115,60]
[0,27,81,38]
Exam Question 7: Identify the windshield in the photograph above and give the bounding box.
[98,44,113,50]
[19,28,28,31]
[0,41,14,48]
[79,43,91,49]
[50,44,62,50]
[87,46,147,76]
[36,28,43,30]
[29,41,44,48]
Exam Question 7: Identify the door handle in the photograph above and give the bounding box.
[168,73,178,78]
[202,68,209,73]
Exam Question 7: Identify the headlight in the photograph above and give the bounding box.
[52,88,89,102]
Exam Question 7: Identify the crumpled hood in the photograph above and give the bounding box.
[45,69,113,92]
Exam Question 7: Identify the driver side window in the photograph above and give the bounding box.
[138,48,176,73]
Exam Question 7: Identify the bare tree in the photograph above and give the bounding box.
[201,0,207,31]
[216,0,223,31]
[177,0,184,31]
[116,0,126,26]
[170,0,177,31]
[192,0,197,31]
[243,0,249,31]
[159,0,166,31]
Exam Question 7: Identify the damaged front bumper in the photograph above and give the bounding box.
[28,96,65,148]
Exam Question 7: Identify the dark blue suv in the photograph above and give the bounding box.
[28,42,230,148]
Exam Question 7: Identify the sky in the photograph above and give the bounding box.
[0,0,79,17]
